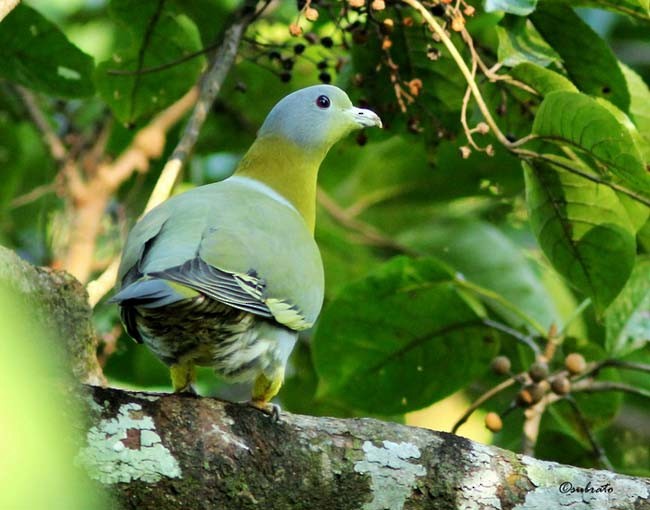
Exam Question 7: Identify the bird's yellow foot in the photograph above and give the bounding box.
[170,363,197,395]
[248,400,281,421]
[249,370,283,420]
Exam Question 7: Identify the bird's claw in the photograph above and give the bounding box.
[248,400,281,422]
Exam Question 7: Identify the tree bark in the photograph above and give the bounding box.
[75,386,650,510]
[2,245,648,509]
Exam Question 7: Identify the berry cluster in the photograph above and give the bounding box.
[484,352,588,433]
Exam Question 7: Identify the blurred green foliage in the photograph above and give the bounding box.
[0,0,648,476]
[0,287,108,509]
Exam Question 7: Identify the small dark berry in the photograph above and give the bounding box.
[518,384,546,406]
[528,362,549,382]
[304,32,318,44]
[280,71,292,82]
[268,50,282,61]
[356,132,368,146]
[294,43,306,55]
[345,21,361,32]
[317,60,328,70]
[430,4,445,16]
[321,36,334,48]
[282,58,295,70]
[318,71,331,83]
[551,376,571,395]
[491,356,511,376]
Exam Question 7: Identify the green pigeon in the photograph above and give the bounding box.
[111,85,381,412]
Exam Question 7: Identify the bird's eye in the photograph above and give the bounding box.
[316,95,331,109]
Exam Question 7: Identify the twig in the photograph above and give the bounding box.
[144,19,250,214]
[482,319,541,356]
[87,257,121,308]
[86,12,257,305]
[451,376,517,434]
[9,183,57,209]
[317,187,421,255]
[575,359,650,382]
[541,323,559,363]
[522,399,546,456]
[344,183,418,217]
[16,85,67,162]
[63,87,198,284]
[460,28,538,96]
[0,0,19,21]
[572,380,650,400]
[401,0,514,148]
[107,41,221,76]
[563,396,614,470]
[460,55,482,151]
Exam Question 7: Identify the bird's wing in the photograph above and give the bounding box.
[149,257,274,318]
[114,181,322,331]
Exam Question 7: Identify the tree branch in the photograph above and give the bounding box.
[61,87,198,284]
[16,85,67,162]
[74,385,650,509]
[144,18,251,214]
[86,12,257,306]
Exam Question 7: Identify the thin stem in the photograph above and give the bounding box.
[579,360,650,380]
[317,187,421,255]
[482,319,541,356]
[572,380,650,400]
[563,396,614,470]
[144,18,250,214]
[558,298,591,337]
[107,42,221,76]
[517,150,650,208]
[9,183,57,209]
[401,0,513,148]
[452,377,517,434]
[16,85,67,162]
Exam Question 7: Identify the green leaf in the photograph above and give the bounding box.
[532,91,650,195]
[524,158,636,312]
[0,4,94,98]
[531,4,630,112]
[316,214,383,299]
[605,257,650,356]
[95,0,203,125]
[510,62,577,96]
[398,219,559,330]
[496,17,560,67]
[313,257,499,414]
[485,0,538,15]
[621,63,650,163]
[562,0,650,21]
[170,0,231,45]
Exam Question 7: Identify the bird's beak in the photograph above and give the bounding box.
[348,107,383,129]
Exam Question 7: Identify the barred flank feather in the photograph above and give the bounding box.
[130,295,292,383]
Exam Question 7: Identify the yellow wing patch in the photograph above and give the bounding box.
[264,298,313,331]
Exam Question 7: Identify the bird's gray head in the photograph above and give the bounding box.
[258,85,382,151]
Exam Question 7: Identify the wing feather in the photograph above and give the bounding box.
[150,257,274,318]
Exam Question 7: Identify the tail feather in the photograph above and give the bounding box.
[109,278,185,308]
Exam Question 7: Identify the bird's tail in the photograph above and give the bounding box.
[108,278,187,308]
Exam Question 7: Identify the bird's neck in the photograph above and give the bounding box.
[234,135,326,233]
